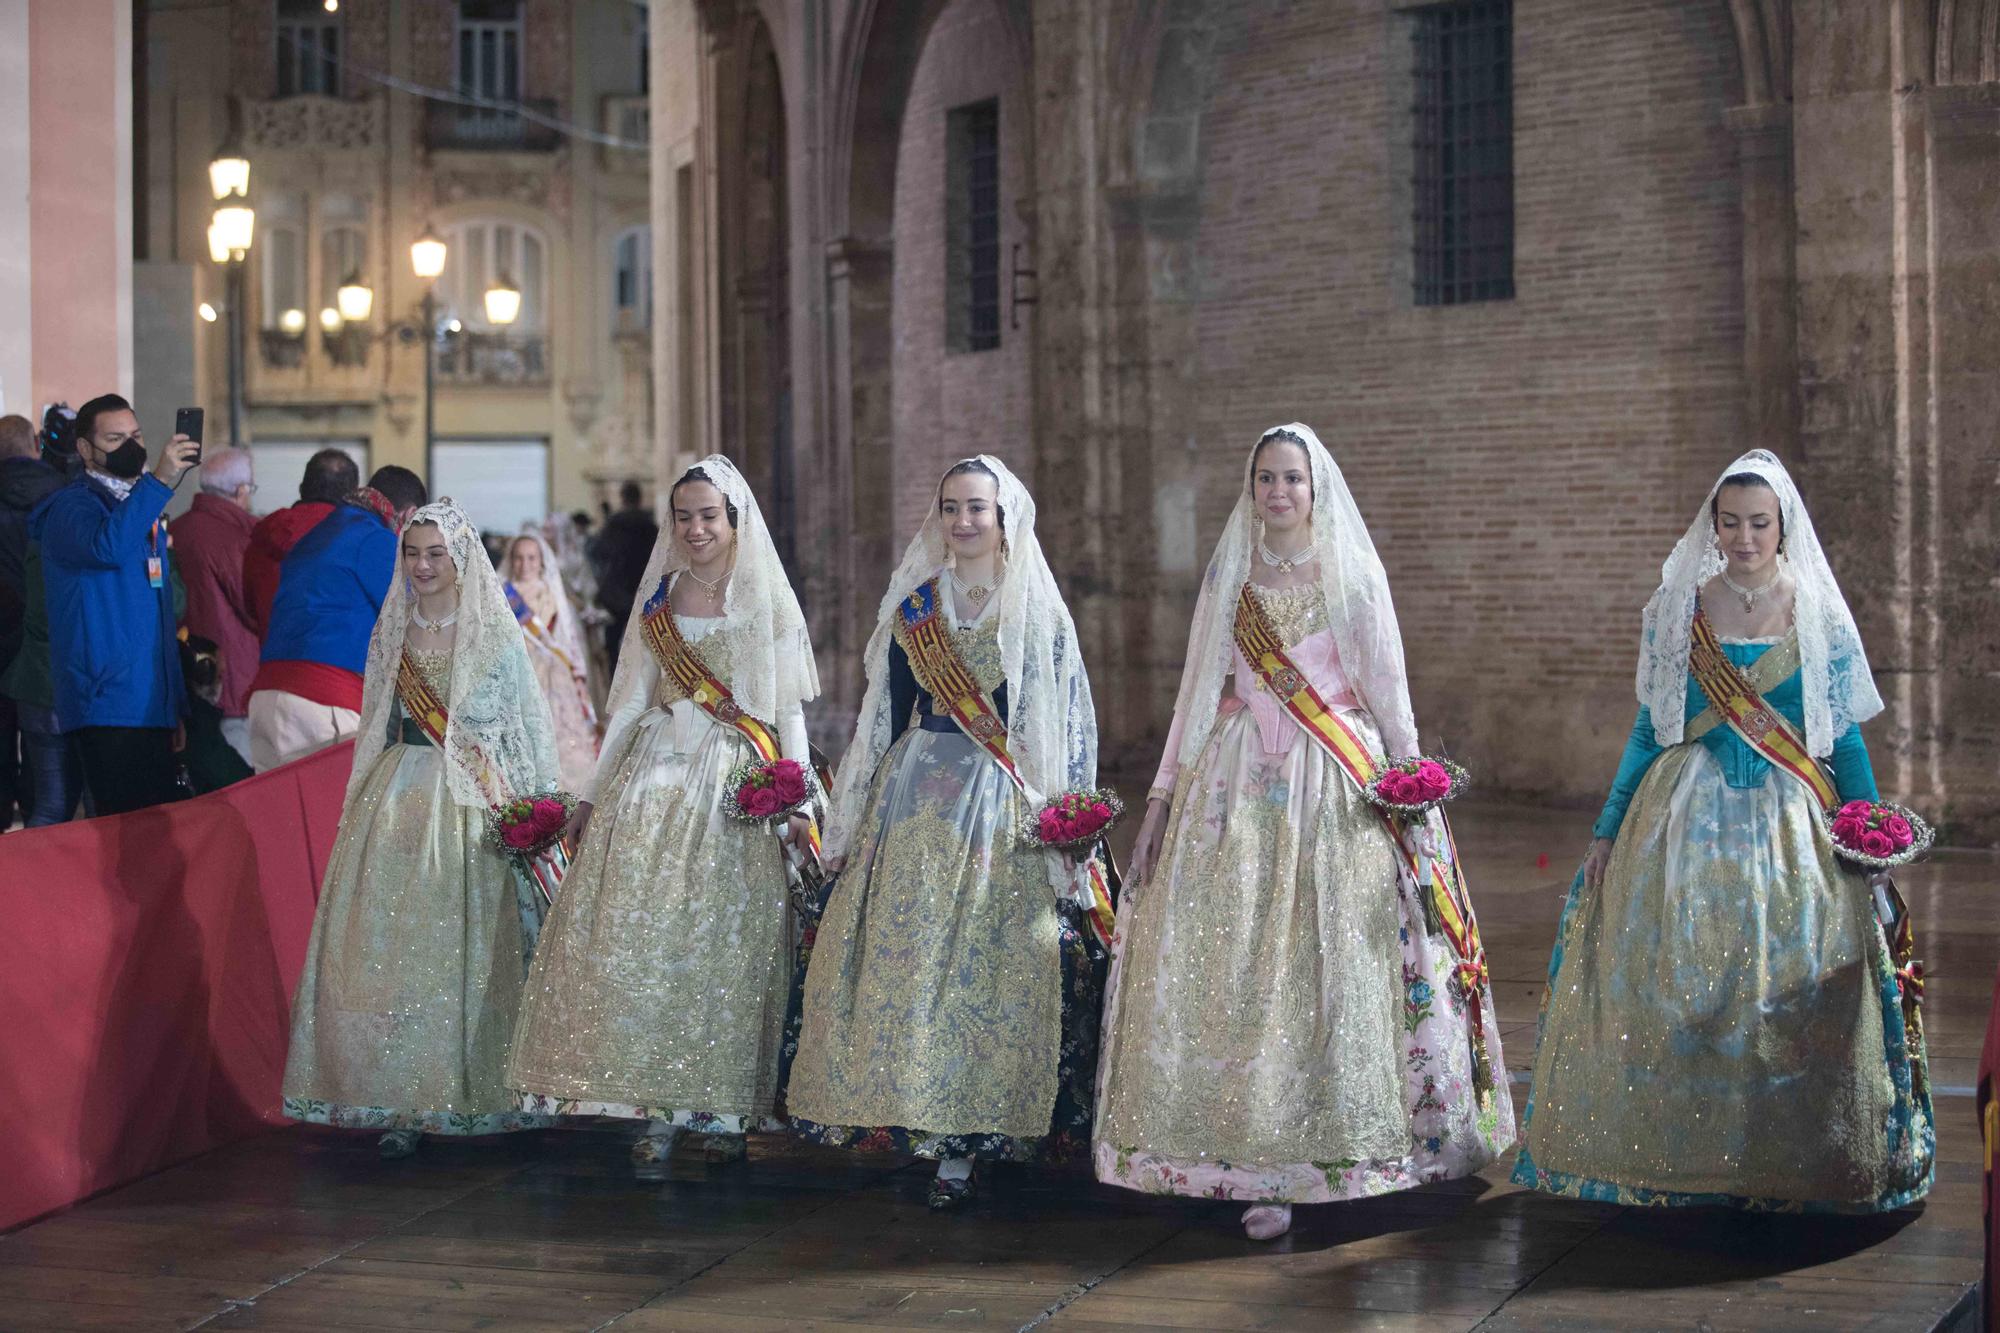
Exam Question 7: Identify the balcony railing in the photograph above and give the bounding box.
[425,99,561,152]
[433,331,548,386]
[259,329,307,369]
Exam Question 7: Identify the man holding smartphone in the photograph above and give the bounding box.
[28,394,201,815]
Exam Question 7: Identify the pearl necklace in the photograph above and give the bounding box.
[1258,539,1317,575]
[950,568,997,610]
[411,602,458,634]
[1719,566,1782,613]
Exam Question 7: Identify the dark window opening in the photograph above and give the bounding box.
[946,99,1001,353]
[276,0,342,98]
[1412,0,1513,306]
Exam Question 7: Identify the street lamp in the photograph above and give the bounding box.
[207,142,254,447]
[483,273,522,327]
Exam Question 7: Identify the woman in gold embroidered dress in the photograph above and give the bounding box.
[1513,450,1933,1211]
[1095,425,1512,1240]
[507,458,820,1177]
[788,456,1106,1210]
[283,500,563,1159]
[505,529,600,792]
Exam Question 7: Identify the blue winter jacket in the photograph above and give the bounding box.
[260,501,396,674]
[29,472,186,732]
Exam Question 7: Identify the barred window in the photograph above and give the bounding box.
[945,99,1001,353]
[276,0,342,98]
[1412,0,1514,305]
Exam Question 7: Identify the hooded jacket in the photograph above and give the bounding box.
[0,453,64,679]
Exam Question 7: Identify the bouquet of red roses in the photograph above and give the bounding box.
[486,789,576,904]
[1364,756,1469,817]
[1021,788,1125,852]
[721,757,816,824]
[1826,799,1933,869]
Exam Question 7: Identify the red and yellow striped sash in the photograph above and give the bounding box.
[895,580,1117,949]
[642,594,821,861]
[1687,610,1838,810]
[1232,588,1494,1098]
[395,650,450,747]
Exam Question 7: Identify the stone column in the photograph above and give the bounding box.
[1723,101,1799,462]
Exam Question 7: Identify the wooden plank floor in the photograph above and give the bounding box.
[2,801,1988,1333]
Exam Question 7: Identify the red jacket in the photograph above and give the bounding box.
[244,501,334,639]
[170,493,260,716]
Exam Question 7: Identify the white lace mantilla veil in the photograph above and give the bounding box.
[511,526,595,701]
[343,499,563,816]
[823,455,1099,888]
[1169,423,1419,772]
[597,455,819,736]
[1637,448,1883,757]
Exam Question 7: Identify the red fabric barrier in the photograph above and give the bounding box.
[0,742,351,1232]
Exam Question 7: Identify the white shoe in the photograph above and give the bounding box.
[1242,1203,1292,1240]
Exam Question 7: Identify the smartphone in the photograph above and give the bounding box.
[174,407,204,463]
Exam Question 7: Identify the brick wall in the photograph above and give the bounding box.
[1171,0,1746,801]
[889,0,1034,539]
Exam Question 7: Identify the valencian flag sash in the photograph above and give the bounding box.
[395,649,451,748]
[640,577,822,864]
[1231,587,1496,1103]
[1686,609,1839,810]
[1688,607,1926,1087]
[895,579,1119,950]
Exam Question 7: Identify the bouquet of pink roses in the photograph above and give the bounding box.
[1021,788,1125,852]
[486,790,576,905]
[1364,756,1469,817]
[721,757,816,825]
[1825,799,1932,869]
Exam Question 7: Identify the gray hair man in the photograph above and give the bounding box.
[172,445,262,761]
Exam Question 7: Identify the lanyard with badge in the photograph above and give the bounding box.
[146,519,164,589]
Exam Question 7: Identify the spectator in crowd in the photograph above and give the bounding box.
[245,465,427,771]
[0,415,48,826]
[0,411,82,827]
[590,480,656,664]
[29,393,200,815]
[178,632,253,794]
[170,446,260,764]
[244,447,358,639]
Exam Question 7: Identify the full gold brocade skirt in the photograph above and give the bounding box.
[1093,706,1514,1203]
[1516,742,1933,1210]
[505,705,793,1129]
[282,743,550,1135]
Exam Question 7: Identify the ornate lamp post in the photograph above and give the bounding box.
[207,139,254,445]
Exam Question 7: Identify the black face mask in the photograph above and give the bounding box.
[95,439,147,479]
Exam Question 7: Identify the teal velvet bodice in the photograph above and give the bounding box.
[1593,639,1878,840]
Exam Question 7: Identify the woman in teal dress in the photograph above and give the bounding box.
[1513,450,1932,1211]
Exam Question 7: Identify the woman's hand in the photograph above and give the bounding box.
[784,813,813,848]
[564,800,594,848]
[1129,797,1171,887]
[1580,837,1614,892]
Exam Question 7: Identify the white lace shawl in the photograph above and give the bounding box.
[343,499,563,815]
[592,455,819,781]
[1638,448,1882,757]
[824,455,1099,888]
[1168,423,1419,773]
[508,526,595,707]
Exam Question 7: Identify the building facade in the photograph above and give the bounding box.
[651,0,2000,839]
[138,0,655,525]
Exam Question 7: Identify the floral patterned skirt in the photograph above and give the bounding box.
[282,742,555,1137]
[784,727,1107,1162]
[1093,706,1512,1203]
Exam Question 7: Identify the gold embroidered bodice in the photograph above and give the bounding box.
[950,614,1007,693]
[653,616,733,707]
[1247,581,1330,649]
[405,646,453,696]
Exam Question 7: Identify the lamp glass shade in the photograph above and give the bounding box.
[335,275,374,323]
[279,308,307,335]
[483,278,522,327]
[318,307,344,332]
[213,204,256,255]
[198,302,219,323]
[206,223,231,264]
[410,231,448,280]
[208,152,249,201]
